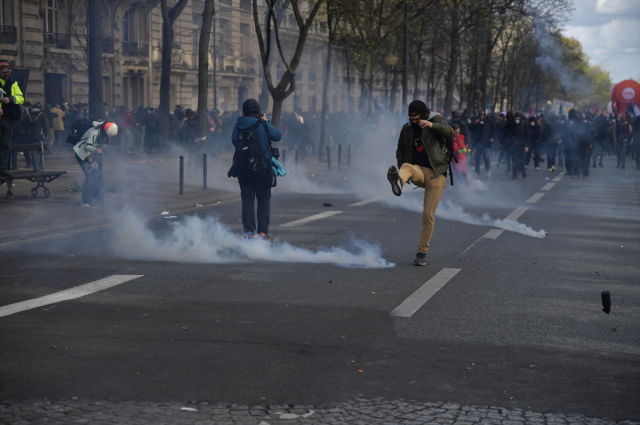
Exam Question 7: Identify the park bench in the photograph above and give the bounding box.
[0,143,67,197]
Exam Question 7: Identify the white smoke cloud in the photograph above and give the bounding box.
[388,196,546,239]
[109,210,393,268]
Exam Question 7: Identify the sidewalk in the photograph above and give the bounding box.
[0,145,351,246]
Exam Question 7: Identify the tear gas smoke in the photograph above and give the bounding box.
[389,196,547,239]
[110,210,393,268]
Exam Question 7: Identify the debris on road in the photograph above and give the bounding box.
[195,204,204,207]
[50,345,56,349]
[164,216,177,219]
[601,291,611,314]
[161,210,169,215]
[323,203,333,207]
[181,407,197,412]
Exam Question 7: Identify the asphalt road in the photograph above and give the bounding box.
[1,157,639,423]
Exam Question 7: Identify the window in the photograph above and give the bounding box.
[45,0,59,33]
[123,10,130,41]
[0,0,14,26]
[240,0,250,9]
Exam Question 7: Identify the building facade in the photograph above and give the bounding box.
[0,0,417,115]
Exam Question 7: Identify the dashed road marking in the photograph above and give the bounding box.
[525,193,545,203]
[504,207,528,221]
[348,195,386,207]
[390,268,462,317]
[552,176,563,182]
[483,229,504,239]
[0,275,144,318]
[279,211,343,227]
[541,183,556,190]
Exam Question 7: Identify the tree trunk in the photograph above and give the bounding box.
[158,0,188,144]
[196,0,215,140]
[390,67,399,113]
[271,97,283,128]
[319,1,333,161]
[345,52,352,113]
[87,0,102,121]
[443,30,459,117]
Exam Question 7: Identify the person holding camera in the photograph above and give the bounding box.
[231,99,282,240]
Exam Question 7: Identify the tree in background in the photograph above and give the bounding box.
[158,0,189,142]
[196,0,215,143]
[252,0,325,127]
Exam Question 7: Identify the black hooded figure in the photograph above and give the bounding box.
[507,112,529,179]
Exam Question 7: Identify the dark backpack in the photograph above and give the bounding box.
[27,112,44,142]
[228,121,266,179]
[65,118,93,145]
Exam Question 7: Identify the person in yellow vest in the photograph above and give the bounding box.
[0,61,24,182]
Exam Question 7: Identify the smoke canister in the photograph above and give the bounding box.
[601,291,611,314]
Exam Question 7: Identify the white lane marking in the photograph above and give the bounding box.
[348,195,386,207]
[0,275,144,318]
[525,193,545,204]
[541,183,556,190]
[552,176,563,182]
[279,211,343,227]
[390,268,462,317]
[483,229,504,239]
[504,207,528,222]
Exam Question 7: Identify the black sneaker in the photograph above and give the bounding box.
[387,166,403,196]
[6,190,13,199]
[414,252,426,266]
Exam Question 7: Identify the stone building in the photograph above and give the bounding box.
[0,0,407,115]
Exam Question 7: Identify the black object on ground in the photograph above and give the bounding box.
[601,290,611,314]
[323,203,333,207]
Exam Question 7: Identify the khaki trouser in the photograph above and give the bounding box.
[398,163,446,254]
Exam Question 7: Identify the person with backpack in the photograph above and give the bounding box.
[0,61,24,179]
[25,102,49,171]
[73,121,118,207]
[229,99,282,240]
[386,100,453,266]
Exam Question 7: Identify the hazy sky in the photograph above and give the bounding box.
[564,0,640,83]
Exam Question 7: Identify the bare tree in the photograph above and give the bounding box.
[197,0,215,140]
[252,0,325,127]
[158,0,189,140]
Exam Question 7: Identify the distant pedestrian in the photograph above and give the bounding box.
[0,61,25,181]
[507,112,529,180]
[386,100,453,266]
[471,110,494,178]
[613,114,631,169]
[26,102,49,171]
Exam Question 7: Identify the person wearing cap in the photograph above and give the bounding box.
[0,61,25,178]
[26,102,49,171]
[231,99,282,240]
[386,100,453,266]
[73,121,118,207]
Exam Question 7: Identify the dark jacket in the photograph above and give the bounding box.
[471,117,495,148]
[396,112,453,177]
[180,118,198,145]
[508,113,529,147]
[27,108,49,142]
[231,116,282,168]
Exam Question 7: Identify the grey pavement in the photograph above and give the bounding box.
[1,151,639,425]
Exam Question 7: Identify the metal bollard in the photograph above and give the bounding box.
[203,153,208,191]
[295,149,298,171]
[348,144,351,167]
[327,146,331,171]
[179,155,184,195]
[338,144,342,169]
[282,149,286,165]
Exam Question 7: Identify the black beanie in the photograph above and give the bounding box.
[408,100,428,117]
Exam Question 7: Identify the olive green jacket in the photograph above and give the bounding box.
[396,112,453,177]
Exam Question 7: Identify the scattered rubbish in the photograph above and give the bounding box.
[351,360,355,363]
[181,407,197,412]
[358,370,364,373]
[14,282,18,284]
[182,327,188,330]
[195,204,204,207]
[164,216,177,219]
[71,397,78,400]
[601,291,611,314]
[545,177,550,180]
[65,347,68,350]
[611,328,617,332]
[529,365,536,368]
[323,203,333,207]
[454,335,460,338]
[161,210,169,215]
[50,345,56,349]
[621,246,623,248]
[329,280,332,283]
